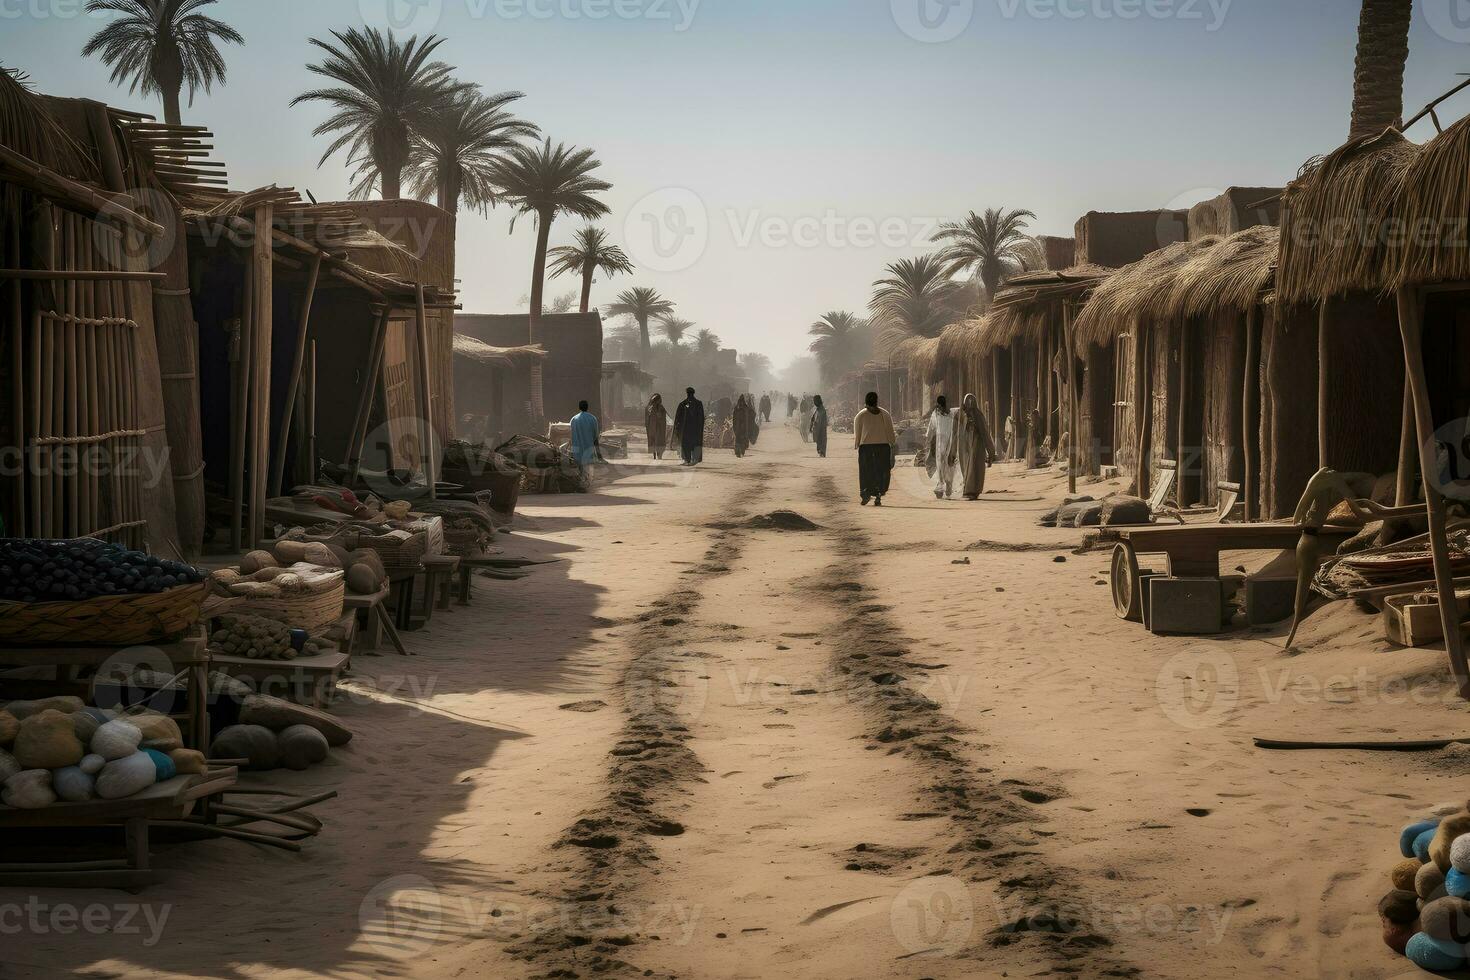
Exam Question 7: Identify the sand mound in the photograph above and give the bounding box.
[711,511,822,532]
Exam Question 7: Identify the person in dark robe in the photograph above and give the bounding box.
[853,391,898,506]
[746,395,761,446]
[799,395,813,442]
[733,395,753,457]
[809,395,829,458]
[645,393,669,460]
[673,387,705,466]
[958,393,997,500]
[787,394,798,418]
[759,393,772,423]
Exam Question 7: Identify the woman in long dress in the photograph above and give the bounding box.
[733,395,753,457]
[958,393,998,500]
[645,394,669,460]
[924,395,959,499]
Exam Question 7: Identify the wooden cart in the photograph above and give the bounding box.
[1106,523,1357,622]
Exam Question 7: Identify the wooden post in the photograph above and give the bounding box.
[344,307,392,484]
[1177,318,1190,508]
[269,252,322,497]
[1063,302,1079,494]
[306,339,318,486]
[414,284,437,500]
[1135,320,1151,499]
[251,204,274,548]
[230,270,253,553]
[1397,366,1416,507]
[8,218,24,535]
[1318,298,1330,469]
[1242,305,1260,523]
[1396,287,1470,699]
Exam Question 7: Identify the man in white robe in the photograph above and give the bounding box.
[925,396,959,499]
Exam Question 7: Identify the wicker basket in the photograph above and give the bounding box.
[238,567,346,632]
[353,517,443,574]
[0,581,209,646]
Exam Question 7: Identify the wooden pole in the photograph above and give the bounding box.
[1135,321,1151,499]
[231,261,253,553]
[8,216,24,535]
[344,307,392,483]
[1242,305,1260,523]
[1063,302,1079,494]
[1396,287,1470,699]
[64,215,78,536]
[251,204,274,548]
[1317,298,1330,469]
[1177,318,1190,508]
[415,283,437,500]
[306,339,318,486]
[1397,366,1416,507]
[269,252,322,497]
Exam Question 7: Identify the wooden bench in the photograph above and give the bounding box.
[1107,523,1358,622]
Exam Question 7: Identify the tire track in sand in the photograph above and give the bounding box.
[805,472,1141,978]
[510,497,760,979]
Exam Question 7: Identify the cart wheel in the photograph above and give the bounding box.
[1112,543,1144,622]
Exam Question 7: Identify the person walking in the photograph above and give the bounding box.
[645,393,669,460]
[673,387,706,466]
[569,401,602,482]
[746,394,761,446]
[733,394,754,458]
[759,393,772,423]
[853,391,898,506]
[787,394,798,418]
[924,395,959,499]
[958,393,997,500]
[799,394,813,443]
[809,395,829,458]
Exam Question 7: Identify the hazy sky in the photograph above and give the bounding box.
[4,0,1469,364]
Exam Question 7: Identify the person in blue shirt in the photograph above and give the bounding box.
[569,401,602,469]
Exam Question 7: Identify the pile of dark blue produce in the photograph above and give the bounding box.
[0,539,205,603]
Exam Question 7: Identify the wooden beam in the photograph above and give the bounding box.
[269,252,322,497]
[415,284,437,501]
[0,269,165,282]
[0,143,164,238]
[1396,286,1470,700]
[344,307,392,483]
[1242,305,1260,523]
[1062,301,1079,494]
[250,203,274,549]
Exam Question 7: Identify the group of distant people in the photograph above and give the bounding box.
[626,386,997,509]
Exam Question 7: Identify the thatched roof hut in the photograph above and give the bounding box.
[1165,225,1278,321]
[1073,238,1222,348]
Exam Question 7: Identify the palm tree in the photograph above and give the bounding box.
[293,27,469,201]
[869,255,960,349]
[658,317,694,347]
[605,286,675,365]
[808,312,871,385]
[82,0,243,126]
[1350,0,1413,140]
[931,208,1038,301]
[493,139,612,344]
[549,226,635,313]
[402,88,538,213]
[694,328,722,358]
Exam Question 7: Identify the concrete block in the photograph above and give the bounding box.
[1147,577,1227,636]
[1245,577,1296,626]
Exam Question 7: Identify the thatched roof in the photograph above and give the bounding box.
[892,334,942,383]
[452,334,547,368]
[1074,238,1221,347]
[1276,129,1418,304]
[986,264,1113,347]
[1166,225,1278,320]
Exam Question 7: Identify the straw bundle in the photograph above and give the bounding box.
[1390,113,1470,291]
[0,66,94,180]
[1276,129,1419,304]
[1074,239,1220,347]
[452,334,547,368]
[1166,225,1279,320]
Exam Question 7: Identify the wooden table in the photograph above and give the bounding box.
[0,635,210,750]
[1105,523,1358,622]
[0,768,237,889]
[211,649,350,708]
[344,585,391,653]
[422,555,462,614]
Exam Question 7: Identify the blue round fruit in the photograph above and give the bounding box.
[1406,932,1467,971]
[1417,828,1440,863]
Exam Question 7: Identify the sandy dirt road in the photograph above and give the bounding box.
[9,419,1470,980]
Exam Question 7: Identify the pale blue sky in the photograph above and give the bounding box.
[4,0,1468,364]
